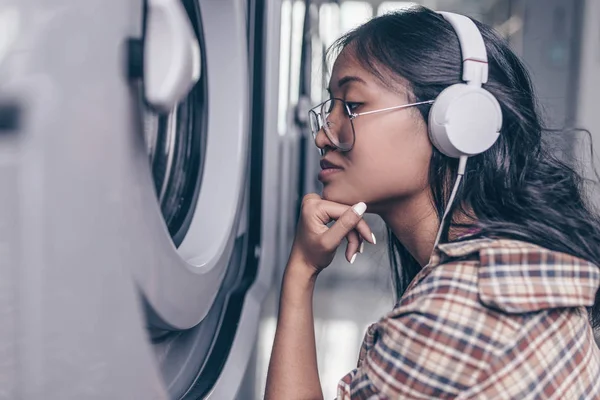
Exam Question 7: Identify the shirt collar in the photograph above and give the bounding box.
[433,238,600,313]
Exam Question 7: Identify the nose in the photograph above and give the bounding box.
[314,123,335,153]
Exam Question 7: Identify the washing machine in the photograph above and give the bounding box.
[0,0,284,398]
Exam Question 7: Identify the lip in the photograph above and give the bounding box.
[320,159,342,170]
[318,158,343,182]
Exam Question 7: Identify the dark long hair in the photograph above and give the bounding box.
[329,6,600,328]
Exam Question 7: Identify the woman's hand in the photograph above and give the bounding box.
[266,193,375,399]
[289,193,376,275]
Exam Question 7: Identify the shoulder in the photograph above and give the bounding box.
[338,238,600,399]
[401,237,600,314]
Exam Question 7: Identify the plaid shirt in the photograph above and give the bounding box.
[337,238,600,399]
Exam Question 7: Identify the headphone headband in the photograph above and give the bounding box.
[438,12,488,86]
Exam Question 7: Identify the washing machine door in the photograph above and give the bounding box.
[0,0,279,398]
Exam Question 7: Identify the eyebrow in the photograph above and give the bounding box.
[326,75,367,94]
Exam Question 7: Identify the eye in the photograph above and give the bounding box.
[346,102,362,111]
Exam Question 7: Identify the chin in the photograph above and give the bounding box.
[321,184,358,206]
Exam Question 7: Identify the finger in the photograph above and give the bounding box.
[352,230,365,254]
[315,200,376,244]
[356,220,376,245]
[323,202,367,249]
[302,193,322,203]
[345,230,360,263]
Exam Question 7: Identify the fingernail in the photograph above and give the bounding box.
[359,241,365,254]
[371,233,377,245]
[352,202,367,216]
[350,253,357,264]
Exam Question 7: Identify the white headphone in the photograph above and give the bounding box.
[428,12,503,247]
[428,12,503,159]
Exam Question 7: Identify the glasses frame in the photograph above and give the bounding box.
[309,98,435,153]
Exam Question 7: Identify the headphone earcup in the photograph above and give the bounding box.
[428,83,502,158]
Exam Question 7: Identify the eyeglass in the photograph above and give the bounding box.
[308,98,435,154]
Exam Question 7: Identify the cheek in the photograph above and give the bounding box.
[386,124,432,185]
[361,138,431,196]
[324,119,433,204]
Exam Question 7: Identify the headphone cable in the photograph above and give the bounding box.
[433,155,468,249]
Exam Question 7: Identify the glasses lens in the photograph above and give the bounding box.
[308,110,320,139]
[321,99,354,151]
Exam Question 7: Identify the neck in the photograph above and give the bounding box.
[377,192,439,267]
[377,192,474,267]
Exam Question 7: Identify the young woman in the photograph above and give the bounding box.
[265,6,600,399]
